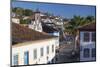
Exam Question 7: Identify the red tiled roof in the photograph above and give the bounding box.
[12,23,56,45]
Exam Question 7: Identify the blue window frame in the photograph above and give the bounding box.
[24,51,29,65]
[13,54,18,65]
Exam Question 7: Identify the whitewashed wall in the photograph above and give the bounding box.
[12,18,20,24]
[28,21,43,32]
[12,38,59,66]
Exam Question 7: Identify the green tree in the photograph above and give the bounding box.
[16,7,24,17]
[23,9,33,16]
[65,16,83,35]
[64,15,95,35]
[12,7,24,18]
[85,16,95,22]
[12,7,17,13]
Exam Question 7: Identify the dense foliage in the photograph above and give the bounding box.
[64,15,95,35]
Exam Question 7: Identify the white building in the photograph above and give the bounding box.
[12,23,59,66]
[75,22,96,61]
[12,17,20,24]
[28,11,43,32]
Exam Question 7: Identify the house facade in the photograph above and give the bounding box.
[75,23,96,61]
[12,23,59,66]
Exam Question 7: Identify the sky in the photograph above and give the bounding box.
[12,1,96,19]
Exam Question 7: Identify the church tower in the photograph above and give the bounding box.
[29,9,42,32]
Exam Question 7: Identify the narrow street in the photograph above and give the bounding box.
[55,41,79,63]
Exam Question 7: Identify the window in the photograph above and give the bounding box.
[33,49,37,59]
[52,45,54,52]
[24,51,29,65]
[83,48,90,58]
[40,47,44,57]
[92,32,96,42]
[92,48,96,57]
[83,32,90,42]
[47,46,49,54]
[13,54,18,65]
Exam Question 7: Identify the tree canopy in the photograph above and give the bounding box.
[64,15,95,35]
[12,7,33,17]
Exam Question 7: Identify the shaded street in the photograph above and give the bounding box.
[55,41,79,63]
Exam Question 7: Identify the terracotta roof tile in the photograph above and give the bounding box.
[12,23,56,45]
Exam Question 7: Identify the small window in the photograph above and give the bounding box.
[92,32,96,42]
[33,49,37,59]
[83,32,90,42]
[52,45,54,52]
[40,47,44,57]
[47,46,49,54]
[92,48,96,57]
[13,54,18,65]
[83,48,90,58]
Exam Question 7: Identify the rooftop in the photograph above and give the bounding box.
[12,23,57,45]
[77,22,96,31]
